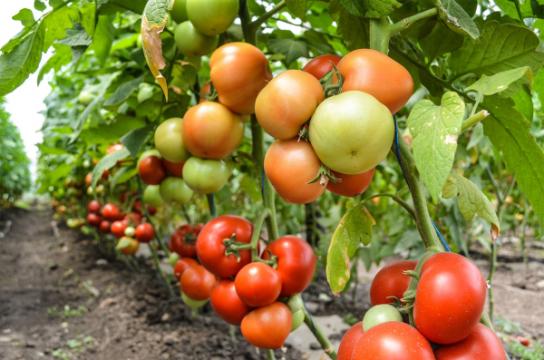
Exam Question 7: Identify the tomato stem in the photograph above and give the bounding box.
[250,0,287,30]
[363,193,416,220]
[266,349,276,360]
[249,208,271,260]
[461,110,489,132]
[302,306,337,359]
[389,8,438,36]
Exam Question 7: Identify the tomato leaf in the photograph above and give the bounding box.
[104,76,143,107]
[326,203,374,294]
[121,124,154,157]
[286,0,308,18]
[466,66,532,97]
[90,15,114,66]
[332,0,400,18]
[407,91,465,201]
[437,0,480,39]
[91,148,130,189]
[110,167,138,190]
[268,38,308,65]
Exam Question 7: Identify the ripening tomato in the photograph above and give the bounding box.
[186,0,239,36]
[338,322,365,360]
[211,280,251,325]
[138,155,166,185]
[370,260,417,305]
[310,91,394,174]
[303,54,342,80]
[362,304,402,331]
[182,157,231,194]
[87,213,101,227]
[101,203,122,221]
[183,101,244,159]
[435,324,506,360]
[154,118,189,163]
[352,322,435,360]
[87,200,101,214]
[170,0,187,23]
[181,292,208,309]
[264,140,325,204]
[241,302,292,349]
[143,185,164,207]
[99,220,111,233]
[196,215,253,278]
[327,169,375,197]
[255,70,324,139]
[159,177,194,204]
[210,42,272,114]
[173,257,199,278]
[414,252,487,344]
[110,220,127,239]
[174,21,218,57]
[338,49,413,114]
[234,262,282,307]
[180,264,217,300]
[135,223,154,243]
[162,159,184,177]
[264,235,316,296]
[116,236,140,255]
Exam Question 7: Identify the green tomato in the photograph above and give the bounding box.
[78,90,94,105]
[154,118,189,163]
[174,21,218,57]
[309,91,394,174]
[186,0,239,36]
[181,292,208,310]
[362,304,402,331]
[291,309,305,331]
[170,0,187,23]
[159,177,194,204]
[125,226,136,237]
[288,294,304,313]
[182,157,231,194]
[167,252,180,267]
[143,185,164,207]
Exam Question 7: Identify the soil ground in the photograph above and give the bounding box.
[0,208,542,360]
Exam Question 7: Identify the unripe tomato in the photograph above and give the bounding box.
[196,215,252,278]
[414,253,487,344]
[135,223,155,243]
[256,70,324,139]
[352,322,434,360]
[210,280,251,325]
[309,91,394,174]
[370,260,417,305]
[170,0,187,23]
[338,322,364,360]
[264,235,316,296]
[241,302,292,349]
[124,226,135,237]
[362,304,402,331]
[87,200,101,214]
[234,262,282,307]
[264,140,325,204]
[159,177,193,204]
[174,21,218,57]
[186,0,239,36]
[138,155,166,185]
[435,324,506,360]
[87,213,102,227]
[101,203,122,221]
[143,185,164,207]
[99,220,111,233]
[303,54,342,80]
[181,292,208,309]
[338,49,414,113]
[180,264,216,300]
[78,90,94,105]
[183,101,244,159]
[210,42,272,114]
[327,169,375,197]
[116,236,140,255]
[182,157,231,194]
[287,294,305,331]
[173,257,199,278]
[162,159,184,177]
[154,118,189,163]
[110,220,127,239]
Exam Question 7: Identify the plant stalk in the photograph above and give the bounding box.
[303,307,337,359]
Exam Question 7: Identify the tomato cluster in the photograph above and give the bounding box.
[338,253,506,359]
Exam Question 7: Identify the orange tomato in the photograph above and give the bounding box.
[327,169,375,197]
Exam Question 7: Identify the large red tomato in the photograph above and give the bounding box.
[337,49,413,114]
[183,101,244,159]
[303,54,342,80]
[210,42,272,114]
[370,260,417,305]
[264,235,316,296]
[414,252,487,344]
[173,257,199,278]
[327,169,375,197]
[169,224,203,258]
[241,302,292,349]
[234,262,281,307]
[210,280,251,325]
[435,324,506,360]
[264,140,325,204]
[135,223,154,243]
[352,322,435,360]
[138,155,166,185]
[180,264,216,300]
[338,322,365,360]
[196,215,253,278]
[255,70,324,139]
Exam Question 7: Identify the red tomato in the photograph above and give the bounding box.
[234,262,282,307]
[241,302,292,349]
[173,257,199,278]
[138,155,166,185]
[435,324,506,360]
[162,159,184,177]
[110,220,127,238]
[87,200,101,214]
[135,223,154,243]
[124,212,142,225]
[87,213,102,227]
[85,172,93,187]
[211,280,251,325]
[327,169,375,197]
[264,140,325,204]
[169,224,203,258]
[338,322,365,360]
[101,203,122,221]
[264,235,316,296]
[414,253,487,344]
[370,260,417,305]
[210,42,272,114]
[352,322,435,360]
[180,264,217,300]
[337,49,413,114]
[99,220,111,233]
[196,215,253,278]
[303,54,341,80]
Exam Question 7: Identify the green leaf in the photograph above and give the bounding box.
[110,166,138,189]
[483,96,544,225]
[42,6,80,50]
[90,15,114,65]
[335,9,369,50]
[13,9,36,28]
[437,0,480,39]
[326,203,374,294]
[34,0,46,11]
[420,22,464,60]
[408,92,465,201]
[91,148,130,188]
[268,38,308,65]
[121,124,154,157]
[104,76,143,107]
[335,0,400,17]
[80,116,146,144]
[443,172,500,236]
[287,0,308,18]
[466,66,532,96]
[38,44,72,84]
